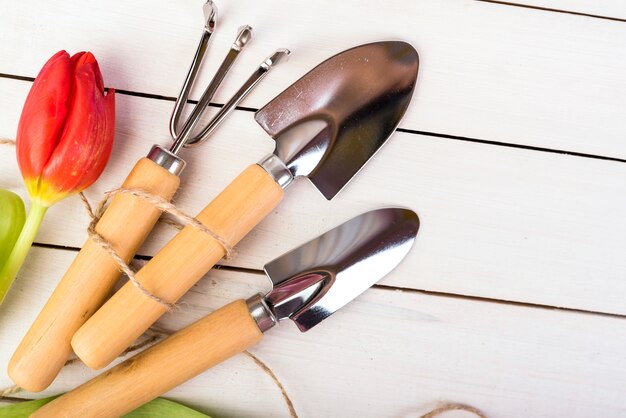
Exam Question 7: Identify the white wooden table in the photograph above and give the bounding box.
[2,1,626,417]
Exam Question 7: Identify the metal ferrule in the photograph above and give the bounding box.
[246,293,277,333]
[147,145,186,176]
[257,153,294,190]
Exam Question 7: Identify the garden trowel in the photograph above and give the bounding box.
[34,207,419,418]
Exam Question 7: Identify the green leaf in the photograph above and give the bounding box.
[0,397,211,418]
[122,398,211,418]
[0,396,57,417]
[0,190,26,269]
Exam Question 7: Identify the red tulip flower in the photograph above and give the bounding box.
[17,50,115,205]
[0,50,115,303]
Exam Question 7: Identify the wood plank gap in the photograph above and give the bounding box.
[31,242,81,253]
[30,242,626,320]
[210,264,266,276]
[0,72,257,112]
[30,242,265,277]
[33,243,626,319]
[374,283,626,321]
[401,128,626,164]
[3,70,625,164]
[476,0,626,23]
[0,397,30,403]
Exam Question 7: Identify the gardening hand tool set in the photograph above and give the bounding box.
[9,0,420,414]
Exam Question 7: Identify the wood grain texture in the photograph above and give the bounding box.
[71,165,283,369]
[1,78,626,315]
[1,247,626,418]
[33,300,262,418]
[2,0,626,157]
[8,158,179,392]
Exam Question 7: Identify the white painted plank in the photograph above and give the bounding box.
[2,0,626,157]
[2,77,626,315]
[1,247,626,417]
[511,1,626,19]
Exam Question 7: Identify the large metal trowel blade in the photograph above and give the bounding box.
[255,41,419,200]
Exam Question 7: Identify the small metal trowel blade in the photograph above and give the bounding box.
[263,208,419,332]
[255,41,419,200]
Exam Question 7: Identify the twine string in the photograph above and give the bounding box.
[243,351,298,418]
[82,186,296,415]
[0,332,300,418]
[419,403,487,418]
[0,385,21,397]
[79,187,234,310]
[87,188,234,259]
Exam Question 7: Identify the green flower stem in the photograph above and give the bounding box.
[0,200,48,305]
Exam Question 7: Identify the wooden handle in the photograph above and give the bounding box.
[32,299,262,418]
[8,158,180,392]
[72,164,283,369]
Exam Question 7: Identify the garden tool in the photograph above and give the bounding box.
[72,40,419,369]
[9,0,288,392]
[33,207,420,418]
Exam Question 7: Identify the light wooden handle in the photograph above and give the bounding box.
[72,164,284,369]
[32,299,262,418]
[8,158,180,392]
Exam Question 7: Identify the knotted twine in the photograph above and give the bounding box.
[79,187,234,310]
[0,138,486,418]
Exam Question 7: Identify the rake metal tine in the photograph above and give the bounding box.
[169,0,217,140]
[170,25,253,154]
[184,48,291,148]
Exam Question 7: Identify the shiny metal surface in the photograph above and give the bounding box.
[202,0,217,33]
[184,49,290,148]
[257,153,294,189]
[246,293,278,333]
[169,0,217,140]
[232,24,252,51]
[262,208,419,332]
[167,1,288,154]
[169,25,253,154]
[255,41,419,200]
[146,145,186,175]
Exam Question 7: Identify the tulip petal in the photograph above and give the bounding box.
[16,51,71,191]
[39,59,115,205]
[71,51,104,93]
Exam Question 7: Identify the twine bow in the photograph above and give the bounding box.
[80,187,234,310]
